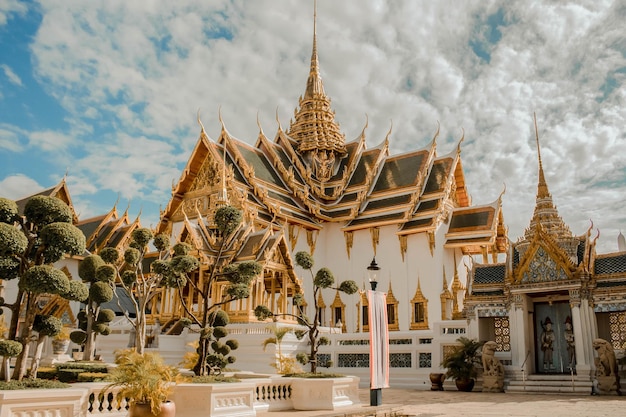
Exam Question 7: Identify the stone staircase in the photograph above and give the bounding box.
[505,374,593,395]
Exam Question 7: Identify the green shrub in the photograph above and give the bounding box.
[36,367,57,380]
[56,361,109,373]
[284,372,346,378]
[56,368,84,383]
[0,379,70,389]
[190,375,240,383]
[77,372,110,382]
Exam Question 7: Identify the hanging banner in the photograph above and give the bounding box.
[368,289,390,389]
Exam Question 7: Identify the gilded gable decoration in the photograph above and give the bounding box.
[451,254,465,319]
[370,227,380,255]
[288,223,300,251]
[344,231,354,259]
[307,229,318,256]
[428,231,436,256]
[520,245,569,283]
[399,235,408,262]
[440,268,453,320]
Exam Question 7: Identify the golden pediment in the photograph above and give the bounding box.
[514,238,573,284]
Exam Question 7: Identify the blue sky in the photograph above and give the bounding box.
[0,0,625,253]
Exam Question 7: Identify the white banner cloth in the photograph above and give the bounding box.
[368,289,390,389]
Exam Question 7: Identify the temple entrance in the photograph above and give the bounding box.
[534,301,575,374]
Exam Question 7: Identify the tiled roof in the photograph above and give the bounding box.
[423,158,452,194]
[449,209,492,231]
[348,151,378,187]
[473,264,505,285]
[364,194,412,212]
[596,280,626,288]
[347,212,405,228]
[400,217,433,231]
[235,143,285,186]
[595,253,626,275]
[372,153,425,193]
[415,199,439,213]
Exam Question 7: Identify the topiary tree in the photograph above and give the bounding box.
[97,228,188,355]
[72,254,115,360]
[0,340,22,382]
[254,251,358,374]
[161,205,261,376]
[0,196,88,380]
[30,315,63,377]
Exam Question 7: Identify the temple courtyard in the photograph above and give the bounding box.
[257,388,626,417]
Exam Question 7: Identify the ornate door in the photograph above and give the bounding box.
[534,301,575,374]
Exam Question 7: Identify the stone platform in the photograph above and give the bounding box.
[257,388,626,417]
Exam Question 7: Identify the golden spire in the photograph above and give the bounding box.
[522,113,572,241]
[534,113,550,199]
[288,0,346,174]
[305,0,324,99]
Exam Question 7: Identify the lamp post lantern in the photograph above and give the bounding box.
[367,257,380,291]
[367,257,383,406]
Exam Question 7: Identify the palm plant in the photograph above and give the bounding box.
[441,337,484,387]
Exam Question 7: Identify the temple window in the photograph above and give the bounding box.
[410,277,429,330]
[330,290,346,332]
[479,316,511,352]
[597,311,626,350]
[386,283,399,331]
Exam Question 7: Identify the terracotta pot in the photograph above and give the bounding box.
[429,373,445,391]
[454,378,475,392]
[129,401,175,417]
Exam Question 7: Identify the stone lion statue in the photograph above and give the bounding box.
[482,341,504,377]
[593,338,617,377]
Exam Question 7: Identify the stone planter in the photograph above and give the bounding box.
[171,382,256,417]
[52,339,70,354]
[0,387,87,417]
[289,376,360,411]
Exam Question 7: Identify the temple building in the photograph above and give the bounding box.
[465,124,626,392]
[153,7,507,339]
[2,4,625,391]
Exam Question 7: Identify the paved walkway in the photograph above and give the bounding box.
[257,388,626,417]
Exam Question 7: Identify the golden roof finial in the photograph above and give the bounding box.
[197,109,206,134]
[534,112,549,199]
[521,113,572,242]
[288,0,346,157]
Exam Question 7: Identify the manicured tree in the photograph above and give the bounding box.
[0,340,22,382]
[29,315,63,377]
[73,254,115,360]
[203,310,239,374]
[0,196,88,380]
[161,205,262,376]
[255,251,358,373]
[102,228,196,354]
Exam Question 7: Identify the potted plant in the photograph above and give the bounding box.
[441,337,484,392]
[52,326,71,355]
[105,350,178,417]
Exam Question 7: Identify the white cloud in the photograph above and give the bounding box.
[28,130,73,152]
[0,0,26,27]
[8,0,624,254]
[1,64,22,86]
[0,174,43,199]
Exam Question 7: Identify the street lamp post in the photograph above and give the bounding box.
[367,257,382,406]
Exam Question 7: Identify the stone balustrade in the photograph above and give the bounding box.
[0,375,360,417]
